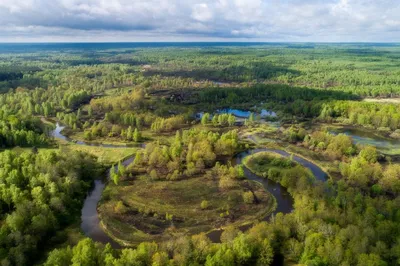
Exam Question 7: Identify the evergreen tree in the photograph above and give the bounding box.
[133,128,141,142]
[201,113,210,125]
[212,114,219,127]
[249,112,255,123]
[118,161,126,177]
[126,126,133,141]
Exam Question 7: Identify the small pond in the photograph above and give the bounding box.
[218,108,277,118]
[329,127,400,155]
[197,108,277,120]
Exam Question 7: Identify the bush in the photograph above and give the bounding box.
[268,168,280,180]
[150,169,158,180]
[219,176,236,189]
[168,170,180,180]
[114,201,126,214]
[201,200,209,210]
[243,191,255,204]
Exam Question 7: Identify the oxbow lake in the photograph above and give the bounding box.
[329,127,400,155]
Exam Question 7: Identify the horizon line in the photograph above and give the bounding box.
[0,41,400,44]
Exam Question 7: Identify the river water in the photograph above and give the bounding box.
[206,148,328,242]
[80,157,135,248]
[51,123,142,148]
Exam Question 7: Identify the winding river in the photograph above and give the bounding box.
[206,148,328,241]
[81,157,135,248]
[50,124,328,247]
[51,123,138,248]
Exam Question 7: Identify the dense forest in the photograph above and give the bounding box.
[0,149,103,265]
[0,43,399,266]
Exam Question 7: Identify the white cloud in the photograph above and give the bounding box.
[192,3,213,22]
[0,0,400,41]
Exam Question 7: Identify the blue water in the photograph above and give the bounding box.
[218,108,277,118]
[197,109,277,120]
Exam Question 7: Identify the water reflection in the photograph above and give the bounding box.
[218,108,277,118]
[329,127,400,155]
[197,108,277,121]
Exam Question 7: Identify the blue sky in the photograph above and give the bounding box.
[1,0,400,42]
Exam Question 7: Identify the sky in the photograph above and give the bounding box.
[1,0,400,42]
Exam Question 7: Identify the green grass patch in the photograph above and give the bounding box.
[243,151,316,188]
[62,144,137,165]
[243,151,296,176]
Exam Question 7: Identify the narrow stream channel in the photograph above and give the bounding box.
[51,123,142,148]
[51,123,139,248]
[80,157,135,248]
[206,148,328,242]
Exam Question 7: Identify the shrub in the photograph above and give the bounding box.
[201,200,209,210]
[243,191,255,204]
[114,201,126,214]
[150,169,158,180]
